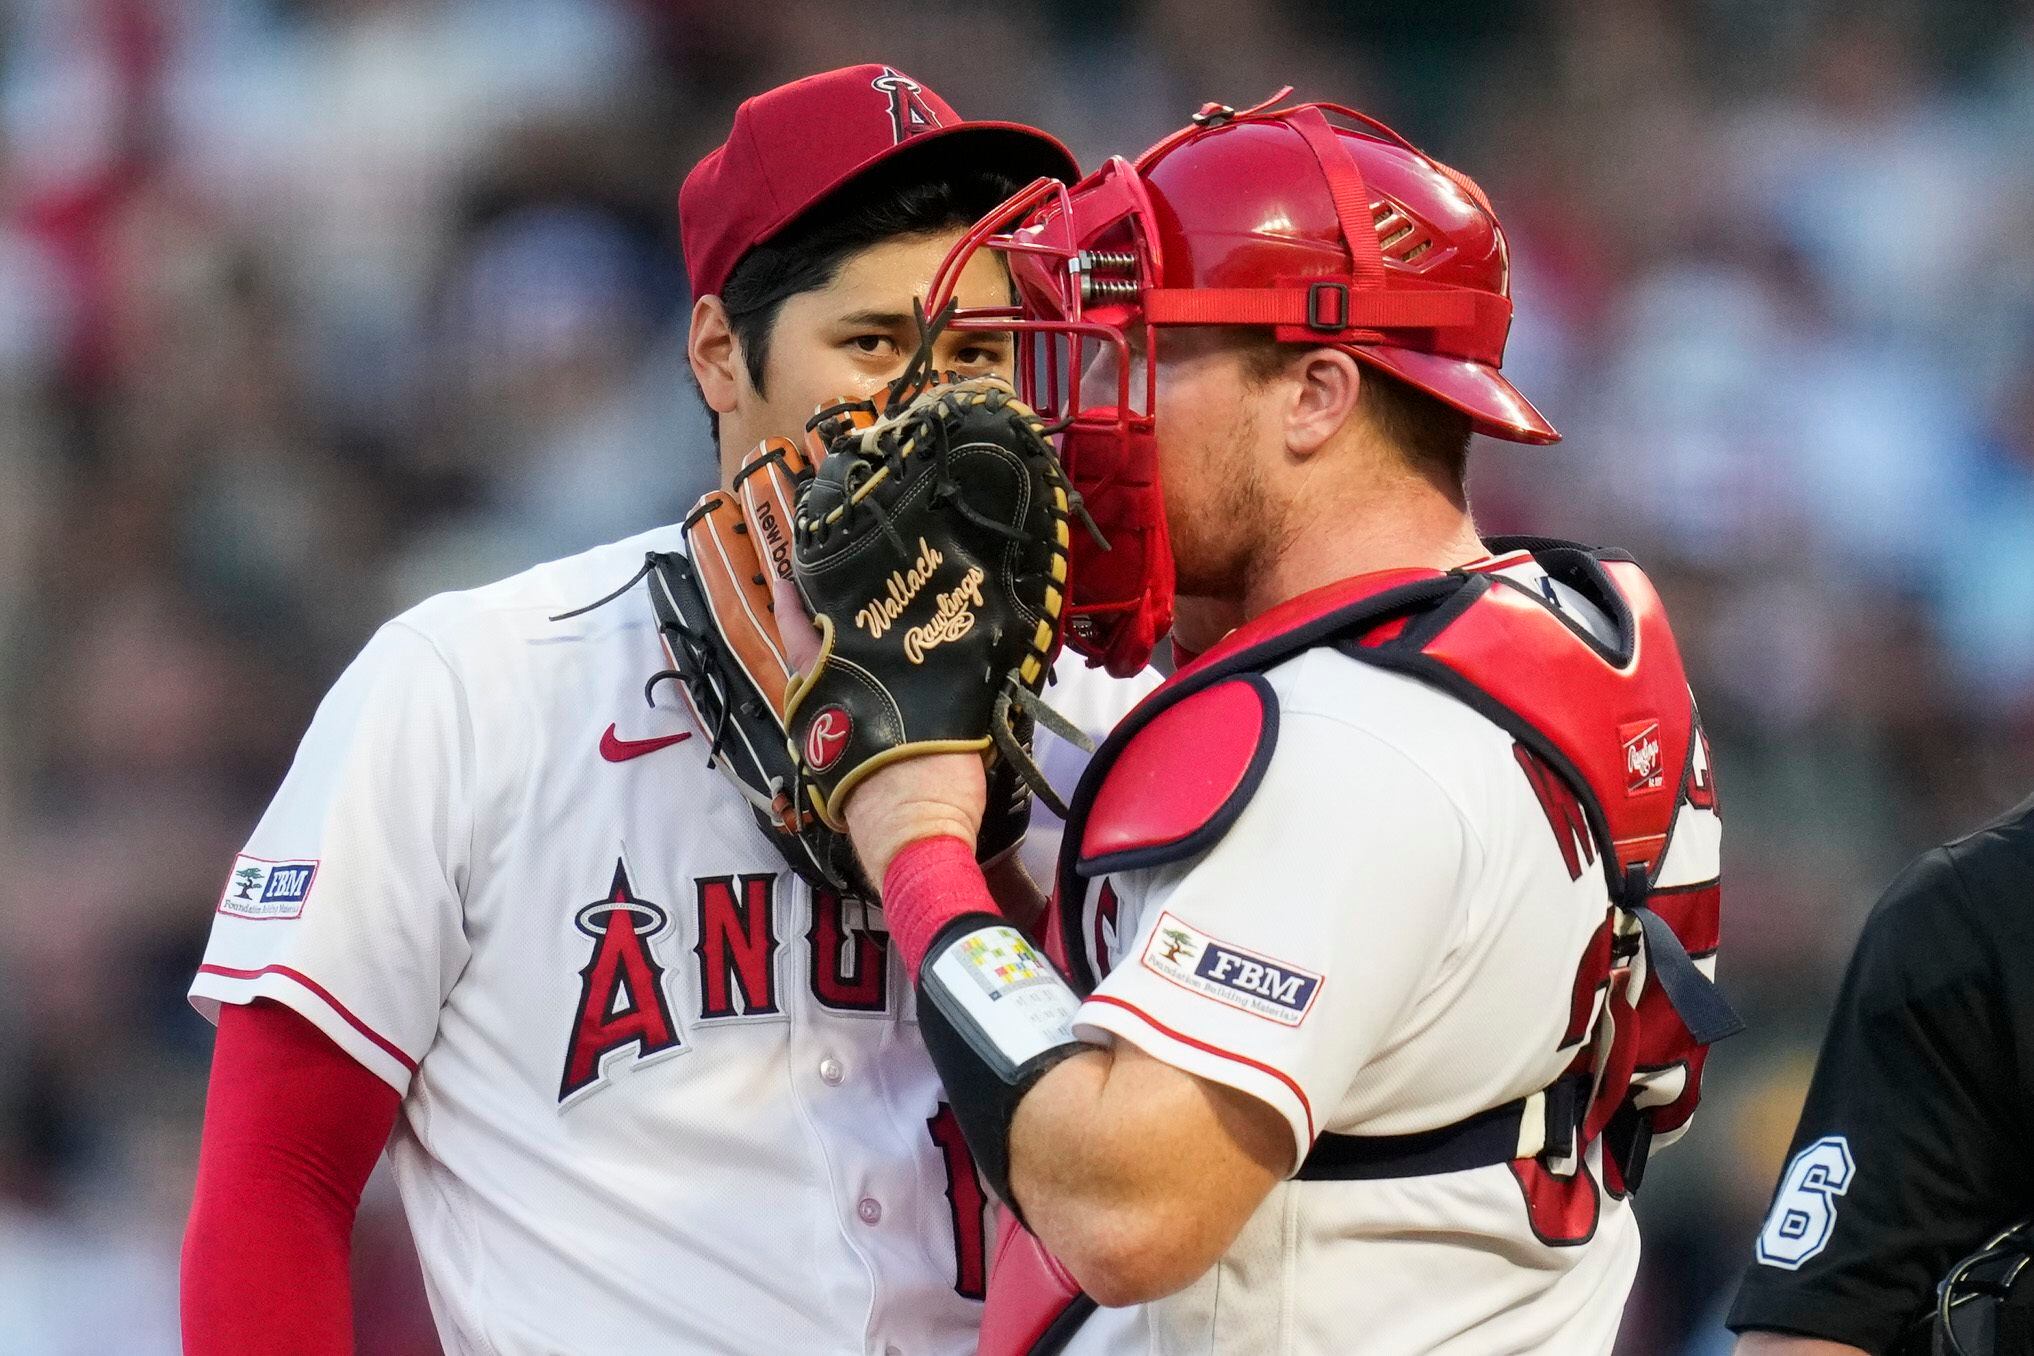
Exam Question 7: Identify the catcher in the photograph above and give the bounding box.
[793,94,1742,1354]
[179,65,1153,1355]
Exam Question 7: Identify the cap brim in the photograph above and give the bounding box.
[895,121,1081,189]
[757,122,1080,252]
[1349,343,1561,445]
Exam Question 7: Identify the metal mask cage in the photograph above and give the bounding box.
[924,158,1163,431]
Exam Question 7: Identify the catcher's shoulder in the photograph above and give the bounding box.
[1266,645,1525,803]
[1074,647,1491,876]
[1077,671,1282,877]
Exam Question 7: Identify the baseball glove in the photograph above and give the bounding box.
[640,421,1046,899]
[785,364,1083,833]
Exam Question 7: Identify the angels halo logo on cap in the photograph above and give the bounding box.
[870,66,943,143]
[676,65,1076,303]
[805,707,853,771]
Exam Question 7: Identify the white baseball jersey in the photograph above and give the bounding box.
[189,523,1157,1356]
[1062,559,1723,1356]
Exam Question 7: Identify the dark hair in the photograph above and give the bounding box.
[1236,332,1472,492]
[700,154,1027,441]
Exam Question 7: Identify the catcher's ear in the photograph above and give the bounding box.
[689,295,743,417]
[1282,347,1363,462]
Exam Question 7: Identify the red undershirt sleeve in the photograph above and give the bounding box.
[181,998,402,1356]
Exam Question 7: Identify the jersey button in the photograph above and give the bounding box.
[819,1056,845,1086]
[857,1197,882,1225]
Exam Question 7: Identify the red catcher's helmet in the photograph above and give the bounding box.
[925,92,1555,675]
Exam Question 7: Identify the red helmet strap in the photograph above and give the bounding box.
[1140,284,1508,359]
[1285,105,1385,291]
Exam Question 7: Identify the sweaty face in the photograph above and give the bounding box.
[731,232,1013,466]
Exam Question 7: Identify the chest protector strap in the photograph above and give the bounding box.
[1054,538,1741,1190]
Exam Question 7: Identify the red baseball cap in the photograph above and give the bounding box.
[680,64,1079,300]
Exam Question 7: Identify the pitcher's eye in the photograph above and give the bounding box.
[849,335,899,357]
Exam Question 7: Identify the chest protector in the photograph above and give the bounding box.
[1053,537,1739,1184]
[981,540,1739,1356]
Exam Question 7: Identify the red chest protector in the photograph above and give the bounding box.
[982,540,1739,1356]
[1051,537,1739,1174]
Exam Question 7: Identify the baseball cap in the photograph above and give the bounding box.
[680,64,1079,300]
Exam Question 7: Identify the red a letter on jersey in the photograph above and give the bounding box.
[560,861,684,1103]
[694,874,782,1019]
[1090,881,1122,973]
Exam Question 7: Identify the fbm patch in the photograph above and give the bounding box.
[218,854,319,920]
[1139,912,1322,1026]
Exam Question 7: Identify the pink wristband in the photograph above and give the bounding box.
[882,835,998,980]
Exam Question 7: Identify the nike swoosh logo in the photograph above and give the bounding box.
[599,724,692,763]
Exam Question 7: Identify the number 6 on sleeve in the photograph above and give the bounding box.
[1756,1135,1857,1269]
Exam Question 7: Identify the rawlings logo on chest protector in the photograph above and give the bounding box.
[1621,719,1664,794]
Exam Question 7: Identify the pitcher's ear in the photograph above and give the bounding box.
[689,295,743,416]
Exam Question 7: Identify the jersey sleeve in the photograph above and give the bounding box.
[188,619,476,1093]
[1726,848,2026,1350]
[1072,712,1475,1168]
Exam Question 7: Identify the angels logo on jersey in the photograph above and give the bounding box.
[560,860,685,1104]
[560,862,910,1104]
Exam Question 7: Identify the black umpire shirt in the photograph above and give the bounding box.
[1727,793,2034,1352]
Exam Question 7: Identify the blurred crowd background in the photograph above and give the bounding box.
[2,0,2031,1351]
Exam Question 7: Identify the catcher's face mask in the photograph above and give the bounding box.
[925,159,1174,678]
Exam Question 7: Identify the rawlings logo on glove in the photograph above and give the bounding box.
[904,567,987,662]
[804,708,852,771]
